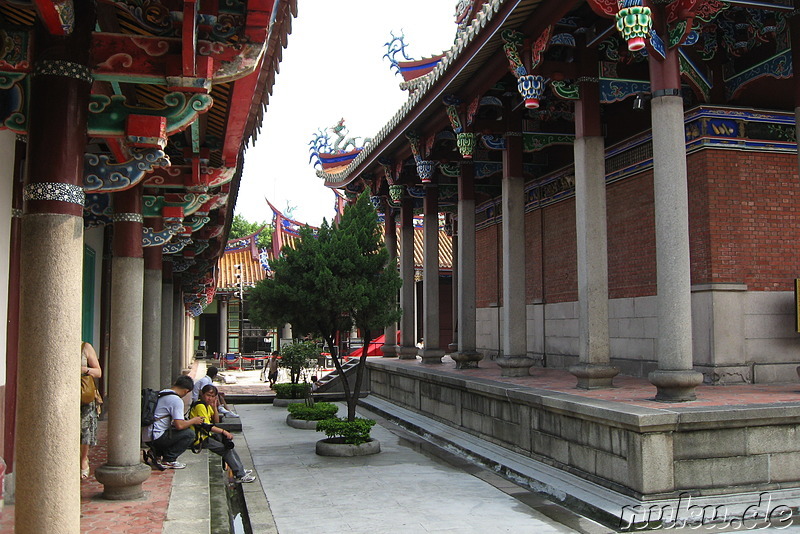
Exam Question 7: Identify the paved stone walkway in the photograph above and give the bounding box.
[240,402,593,534]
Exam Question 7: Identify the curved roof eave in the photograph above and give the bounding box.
[321,0,554,190]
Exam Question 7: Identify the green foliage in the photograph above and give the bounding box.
[279,341,319,383]
[230,214,272,249]
[287,402,338,421]
[247,191,402,420]
[272,382,310,399]
[315,417,376,445]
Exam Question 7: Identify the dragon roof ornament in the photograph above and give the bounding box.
[320,0,504,187]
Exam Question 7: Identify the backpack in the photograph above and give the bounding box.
[141,388,179,427]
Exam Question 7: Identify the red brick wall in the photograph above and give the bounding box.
[542,201,578,302]
[703,150,800,290]
[607,171,657,298]
[525,210,543,302]
[476,225,501,308]
[473,148,800,307]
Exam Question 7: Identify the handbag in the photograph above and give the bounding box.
[81,374,96,405]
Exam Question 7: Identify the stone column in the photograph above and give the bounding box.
[95,185,151,499]
[647,46,703,401]
[141,217,162,390]
[451,164,482,369]
[171,280,184,379]
[160,261,174,387]
[14,5,94,530]
[381,208,398,357]
[569,75,618,389]
[448,218,458,354]
[397,196,417,359]
[496,133,534,377]
[219,299,228,355]
[419,186,444,364]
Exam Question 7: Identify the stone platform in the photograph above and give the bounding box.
[363,357,800,528]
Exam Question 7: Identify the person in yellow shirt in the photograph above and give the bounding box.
[189,384,255,483]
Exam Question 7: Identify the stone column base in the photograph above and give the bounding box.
[648,369,704,402]
[496,355,535,377]
[451,351,483,369]
[380,344,398,357]
[396,346,418,360]
[569,363,619,389]
[95,463,151,500]
[418,348,445,364]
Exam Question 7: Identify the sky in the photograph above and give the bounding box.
[234,0,459,227]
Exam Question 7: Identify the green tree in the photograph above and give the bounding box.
[230,214,272,250]
[248,192,401,420]
[279,341,319,384]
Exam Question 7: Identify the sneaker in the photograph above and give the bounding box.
[234,473,256,483]
[161,460,187,469]
[219,407,240,418]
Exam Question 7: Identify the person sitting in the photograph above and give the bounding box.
[144,375,203,469]
[190,384,255,483]
[192,365,239,418]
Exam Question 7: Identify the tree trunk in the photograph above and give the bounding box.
[323,332,353,414]
[349,329,370,421]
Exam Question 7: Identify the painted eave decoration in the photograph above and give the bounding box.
[0,0,298,316]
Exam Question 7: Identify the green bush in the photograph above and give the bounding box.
[315,417,376,445]
[273,382,311,399]
[280,341,320,383]
[287,402,338,421]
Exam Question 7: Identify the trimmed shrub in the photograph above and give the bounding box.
[273,382,311,399]
[315,417,376,445]
[287,402,338,421]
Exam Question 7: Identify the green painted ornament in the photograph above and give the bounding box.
[456,132,476,159]
[615,1,652,52]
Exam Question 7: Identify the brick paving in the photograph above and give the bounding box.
[0,421,174,534]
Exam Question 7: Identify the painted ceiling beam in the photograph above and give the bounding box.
[32,0,73,35]
[182,0,198,77]
[221,69,260,167]
[88,92,212,139]
[89,33,266,86]
[84,148,170,192]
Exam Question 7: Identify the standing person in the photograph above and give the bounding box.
[266,351,280,388]
[190,384,255,483]
[192,366,239,418]
[144,375,204,469]
[80,342,102,479]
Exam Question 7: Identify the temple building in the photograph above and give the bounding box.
[314,0,800,514]
[0,0,296,529]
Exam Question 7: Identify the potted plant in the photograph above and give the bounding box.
[286,401,338,429]
[315,417,380,457]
